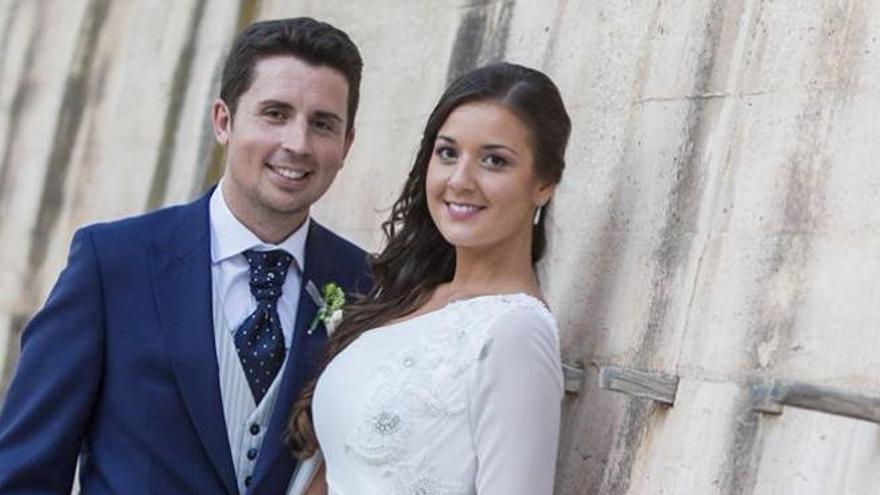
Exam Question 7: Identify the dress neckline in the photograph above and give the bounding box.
[381,292,550,331]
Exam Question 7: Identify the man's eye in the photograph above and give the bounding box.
[313,120,334,132]
[264,109,285,121]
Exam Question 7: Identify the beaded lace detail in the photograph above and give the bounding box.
[342,293,555,493]
[383,454,464,495]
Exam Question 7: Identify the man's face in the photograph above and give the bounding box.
[212,55,353,236]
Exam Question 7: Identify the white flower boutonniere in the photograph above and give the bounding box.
[307,282,346,336]
[324,308,344,336]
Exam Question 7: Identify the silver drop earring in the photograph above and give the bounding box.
[533,205,543,226]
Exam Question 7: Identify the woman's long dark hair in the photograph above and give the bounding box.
[287,62,571,457]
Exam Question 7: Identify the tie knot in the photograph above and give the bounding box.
[244,249,294,302]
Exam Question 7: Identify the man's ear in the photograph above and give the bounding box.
[212,99,232,145]
[342,126,356,162]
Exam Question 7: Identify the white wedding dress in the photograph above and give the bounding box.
[287,293,563,495]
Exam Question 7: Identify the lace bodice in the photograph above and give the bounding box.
[311,293,564,495]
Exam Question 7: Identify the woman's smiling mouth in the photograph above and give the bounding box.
[445,201,485,220]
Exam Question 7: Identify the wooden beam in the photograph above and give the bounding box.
[751,380,880,424]
[598,365,679,405]
[562,362,585,394]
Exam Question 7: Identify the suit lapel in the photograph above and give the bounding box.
[150,193,238,495]
[251,222,334,492]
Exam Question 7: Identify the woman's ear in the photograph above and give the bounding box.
[533,181,557,208]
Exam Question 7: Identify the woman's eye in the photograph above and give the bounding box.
[483,154,508,168]
[436,146,458,161]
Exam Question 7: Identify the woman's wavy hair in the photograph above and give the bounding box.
[287,62,571,457]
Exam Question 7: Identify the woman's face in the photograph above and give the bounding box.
[425,100,555,255]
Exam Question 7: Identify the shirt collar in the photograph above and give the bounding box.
[209,180,309,270]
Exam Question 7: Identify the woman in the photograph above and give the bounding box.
[287,62,571,494]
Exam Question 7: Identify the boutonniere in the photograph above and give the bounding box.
[307,281,346,336]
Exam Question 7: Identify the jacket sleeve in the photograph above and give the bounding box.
[0,228,105,494]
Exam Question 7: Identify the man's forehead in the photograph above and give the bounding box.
[251,55,347,87]
[245,56,348,105]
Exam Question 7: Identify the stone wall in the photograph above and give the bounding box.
[1,1,878,493]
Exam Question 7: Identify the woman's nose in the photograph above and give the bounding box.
[447,158,476,192]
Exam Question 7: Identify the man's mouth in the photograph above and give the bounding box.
[268,164,311,181]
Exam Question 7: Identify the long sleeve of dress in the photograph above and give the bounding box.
[469,305,564,495]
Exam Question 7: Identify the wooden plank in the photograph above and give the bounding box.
[598,365,679,405]
[750,383,783,414]
[752,380,880,424]
[562,362,585,394]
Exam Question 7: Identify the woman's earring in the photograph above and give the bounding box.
[533,205,543,226]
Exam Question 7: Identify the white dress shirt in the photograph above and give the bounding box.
[209,182,308,348]
[209,182,311,492]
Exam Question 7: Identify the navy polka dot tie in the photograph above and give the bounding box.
[235,249,293,404]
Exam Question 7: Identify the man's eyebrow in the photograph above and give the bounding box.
[256,101,344,124]
[314,110,344,123]
[258,100,293,110]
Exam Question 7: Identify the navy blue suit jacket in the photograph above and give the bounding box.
[0,191,371,494]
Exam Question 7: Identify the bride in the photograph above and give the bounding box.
[286,62,571,494]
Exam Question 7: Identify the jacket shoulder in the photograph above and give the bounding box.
[81,195,207,246]
[310,221,368,266]
[309,221,372,293]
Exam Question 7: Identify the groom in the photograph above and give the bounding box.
[0,18,369,494]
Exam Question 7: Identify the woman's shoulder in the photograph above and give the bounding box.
[459,294,563,389]
[445,293,559,345]
[449,293,556,326]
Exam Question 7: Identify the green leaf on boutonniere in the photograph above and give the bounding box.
[308,282,346,334]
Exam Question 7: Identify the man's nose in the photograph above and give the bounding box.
[281,119,311,155]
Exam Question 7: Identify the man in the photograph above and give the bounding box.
[0,18,370,494]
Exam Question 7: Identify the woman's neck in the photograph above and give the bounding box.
[387,238,540,326]
[440,241,540,302]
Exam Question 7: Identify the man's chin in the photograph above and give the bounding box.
[266,203,310,220]
[257,190,307,213]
